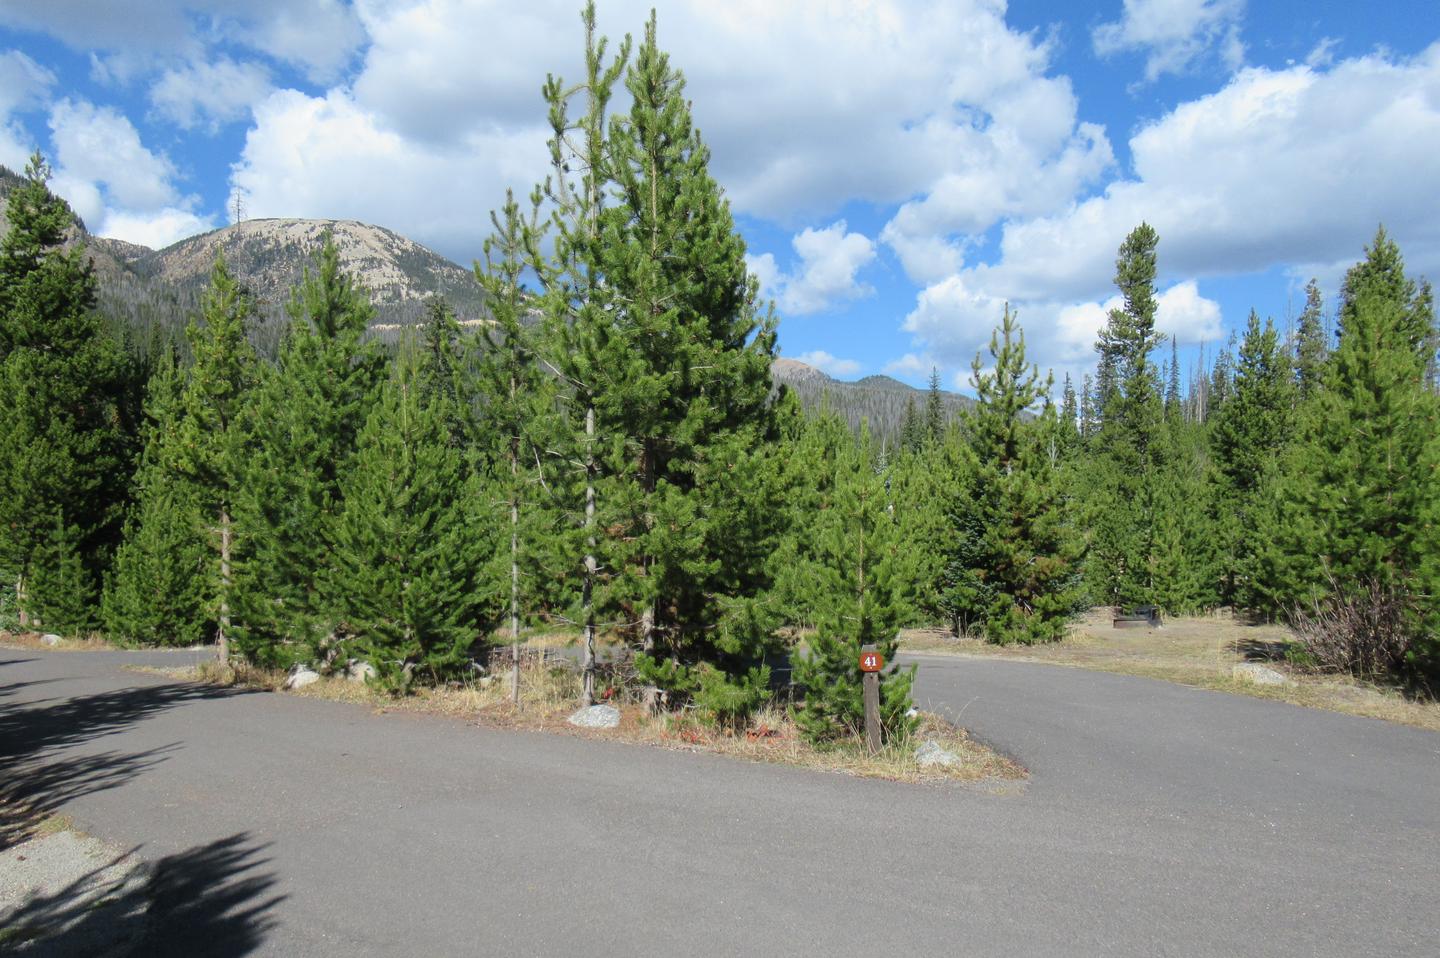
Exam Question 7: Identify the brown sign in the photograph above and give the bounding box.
[859,651,884,673]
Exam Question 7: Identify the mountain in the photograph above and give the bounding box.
[772,358,974,439]
[2,165,964,435]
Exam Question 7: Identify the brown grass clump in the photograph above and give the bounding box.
[0,630,113,652]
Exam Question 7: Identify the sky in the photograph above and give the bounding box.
[0,0,1437,394]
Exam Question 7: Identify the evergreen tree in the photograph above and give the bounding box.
[1293,279,1328,400]
[1210,311,1293,607]
[944,306,1084,643]
[536,7,781,716]
[1253,236,1440,666]
[0,153,135,632]
[473,190,562,704]
[327,357,496,691]
[898,396,925,453]
[1085,223,1166,607]
[231,234,384,667]
[102,351,209,646]
[924,367,945,444]
[168,254,257,663]
[793,423,917,745]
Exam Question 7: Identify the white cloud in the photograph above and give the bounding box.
[882,352,939,379]
[793,350,862,379]
[44,99,215,248]
[150,57,272,130]
[753,221,877,316]
[229,88,545,260]
[99,206,217,249]
[897,44,1440,381]
[0,50,55,117]
[1093,0,1246,82]
[0,1,362,81]
[1155,280,1223,344]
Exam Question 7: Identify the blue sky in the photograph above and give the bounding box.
[1,1,1437,394]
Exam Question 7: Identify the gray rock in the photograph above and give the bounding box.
[285,669,321,690]
[1233,663,1293,687]
[567,704,621,729]
[40,633,62,646]
[914,740,962,768]
[345,661,376,684]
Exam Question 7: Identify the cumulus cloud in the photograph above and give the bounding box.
[897,44,1440,380]
[45,99,214,247]
[0,0,362,81]
[229,87,545,259]
[883,352,939,379]
[1093,0,1246,82]
[792,350,862,379]
[751,221,877,316]
[0,50,55,117]
[150,57,272,130]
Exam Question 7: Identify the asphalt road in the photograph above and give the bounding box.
[2,646,1437,957]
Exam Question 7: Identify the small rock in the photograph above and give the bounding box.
[285,669,321,690]
[567,704,621,729]
[40,633,63,646]
[1233,662,1294,687]
[914,739,962,768]
[345,661,376,684]
[478,675,496,688]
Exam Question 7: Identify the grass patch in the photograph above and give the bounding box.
[0,630,114,652]
[899,609,1440,732]
[159,653,1024,785]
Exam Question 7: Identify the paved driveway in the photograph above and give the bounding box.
[2,647,1436,956]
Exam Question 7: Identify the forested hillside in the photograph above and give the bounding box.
[2,3,1437,757]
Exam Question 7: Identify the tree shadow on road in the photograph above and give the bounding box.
[1,680,260,851]
[0,831,284,956]
[0,680,258,765]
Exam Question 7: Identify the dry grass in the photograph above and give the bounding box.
[153,655,1024,785]
[0,630,114,652]
[899,609,1440,732]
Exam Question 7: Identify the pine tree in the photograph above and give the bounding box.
[535,7,781,717]
[793,423,917,745]
[944,306,1084,643]
[1209,311,1293,607]
[0,153,136,632]
[1293,279,1328,400]
[898,396,925,453]
[473,189,562,705]
[327,357,496,691]
[231,233,384,667]
[101,350,210,646]
[1254,236,1440,666]
[1086,223,1166,607]
[924,367,945,444]
[166,254,257,663]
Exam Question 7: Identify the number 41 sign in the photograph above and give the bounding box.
[859,650,884,672]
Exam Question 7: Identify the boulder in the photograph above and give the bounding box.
[567,704,621,729]
[1233,663,1293,687]
[914,739,962,768]
[345,661,376,684]
[285,668,321,690]
[40,633,63,647]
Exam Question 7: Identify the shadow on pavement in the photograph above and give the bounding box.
[1,680,259,851]
[1,832,284,957]
[0,680,257,763]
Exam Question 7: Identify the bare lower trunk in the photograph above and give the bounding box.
[15,573,28,629]
[510,496,521,707]
[218,507,232,666]
[581,404,597,707]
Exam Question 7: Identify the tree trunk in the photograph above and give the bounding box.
[15,572,28,629]
[582,404,597,707]
[218,506,232,666]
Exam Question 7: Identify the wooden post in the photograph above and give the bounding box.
[861,644,882,755]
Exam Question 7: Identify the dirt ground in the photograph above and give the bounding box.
[899,609,1440,732]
